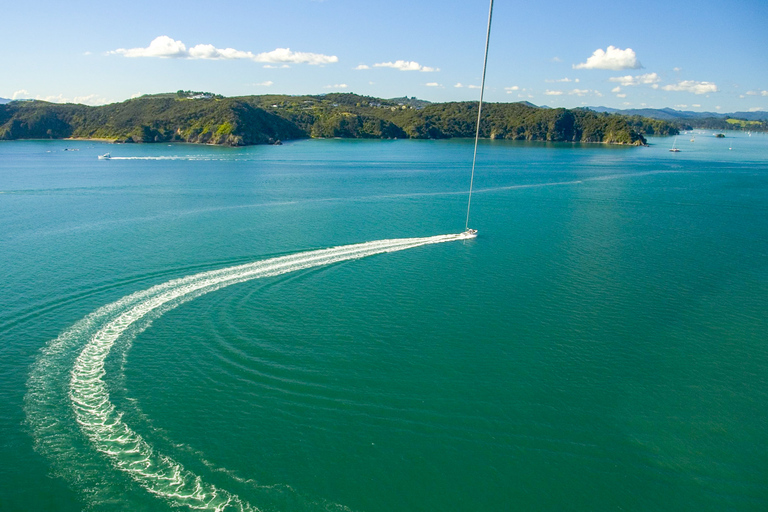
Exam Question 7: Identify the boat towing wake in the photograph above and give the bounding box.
[26,233,474,510]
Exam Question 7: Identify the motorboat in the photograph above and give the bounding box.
[98,153,111,160]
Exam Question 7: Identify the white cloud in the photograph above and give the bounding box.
[546,77,573,83]
[425,82,441,87]
[253,81,273,87]
[454,83,464,88]
[111,36,338,65]
[568,88,591,96]
[609,72,660,87]
[545,90,563,96]
[748,107,765,112]
[21,93,113,105]
[130,92,143,99]
[505,86,520,92]
[468,84,481,89]
[616,93,627,98]
[574,46,642,70]
[673,67,682,72]
[373,60,439,72]
[551,56,562,63]
[324,84,348,89]
[112,36,188,58]
[692,104,701,108]
[662,80,718,94]
[354,64,370,70]
[715,106,722,110]
[263,64,290,69]
[12,89,30,100]
[252,47,337,65]
[746,90,768,96]
[675,104,688,109]
[611,86,622,93]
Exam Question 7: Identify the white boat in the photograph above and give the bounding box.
[98,153,111,160]
[669,136,680,152]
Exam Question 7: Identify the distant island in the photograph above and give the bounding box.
[0,91,690,147]
[590,106,768,132]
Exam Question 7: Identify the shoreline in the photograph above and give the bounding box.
[8,136,649,148]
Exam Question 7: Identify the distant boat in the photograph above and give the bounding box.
[98,153,111,160]
[690,135,695,142]
[669,136,681,152]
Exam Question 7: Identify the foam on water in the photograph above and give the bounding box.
[27,233,473,510]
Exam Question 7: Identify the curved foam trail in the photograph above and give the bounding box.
[52,233,473,510]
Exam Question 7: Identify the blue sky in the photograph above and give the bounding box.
[2,0,766,112]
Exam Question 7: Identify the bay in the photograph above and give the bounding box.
[1,133,767,511]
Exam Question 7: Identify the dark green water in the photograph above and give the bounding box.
[1,134,767,511]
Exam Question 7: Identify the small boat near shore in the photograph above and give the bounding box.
[98,153,111,160]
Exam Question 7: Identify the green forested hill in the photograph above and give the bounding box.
[0,92,674,146]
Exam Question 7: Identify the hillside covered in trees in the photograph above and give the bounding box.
[0,92,677,146]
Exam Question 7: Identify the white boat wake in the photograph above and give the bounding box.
[26,233,475,510]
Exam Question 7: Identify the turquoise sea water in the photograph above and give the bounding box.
[1,133,767,511]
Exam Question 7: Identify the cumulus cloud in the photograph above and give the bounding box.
[110,36,338,65]
[609,72,660,87]
[574,46,642,70]
[612,86,622,93]
[748,107,765,112]
[425,82,441,87]
[324,84,348,89]
[662,80,718,94]
[544,90,563,96]
[568,89,591,96]
[454,83,464,88]
[616,93,627,98]
[253,81,273,87]
[354,64,370,70]
[546,77,578,83]
[373,60,439,72]
[16,92,113,105]
[505,86,520,91]
[746,90,768,96]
